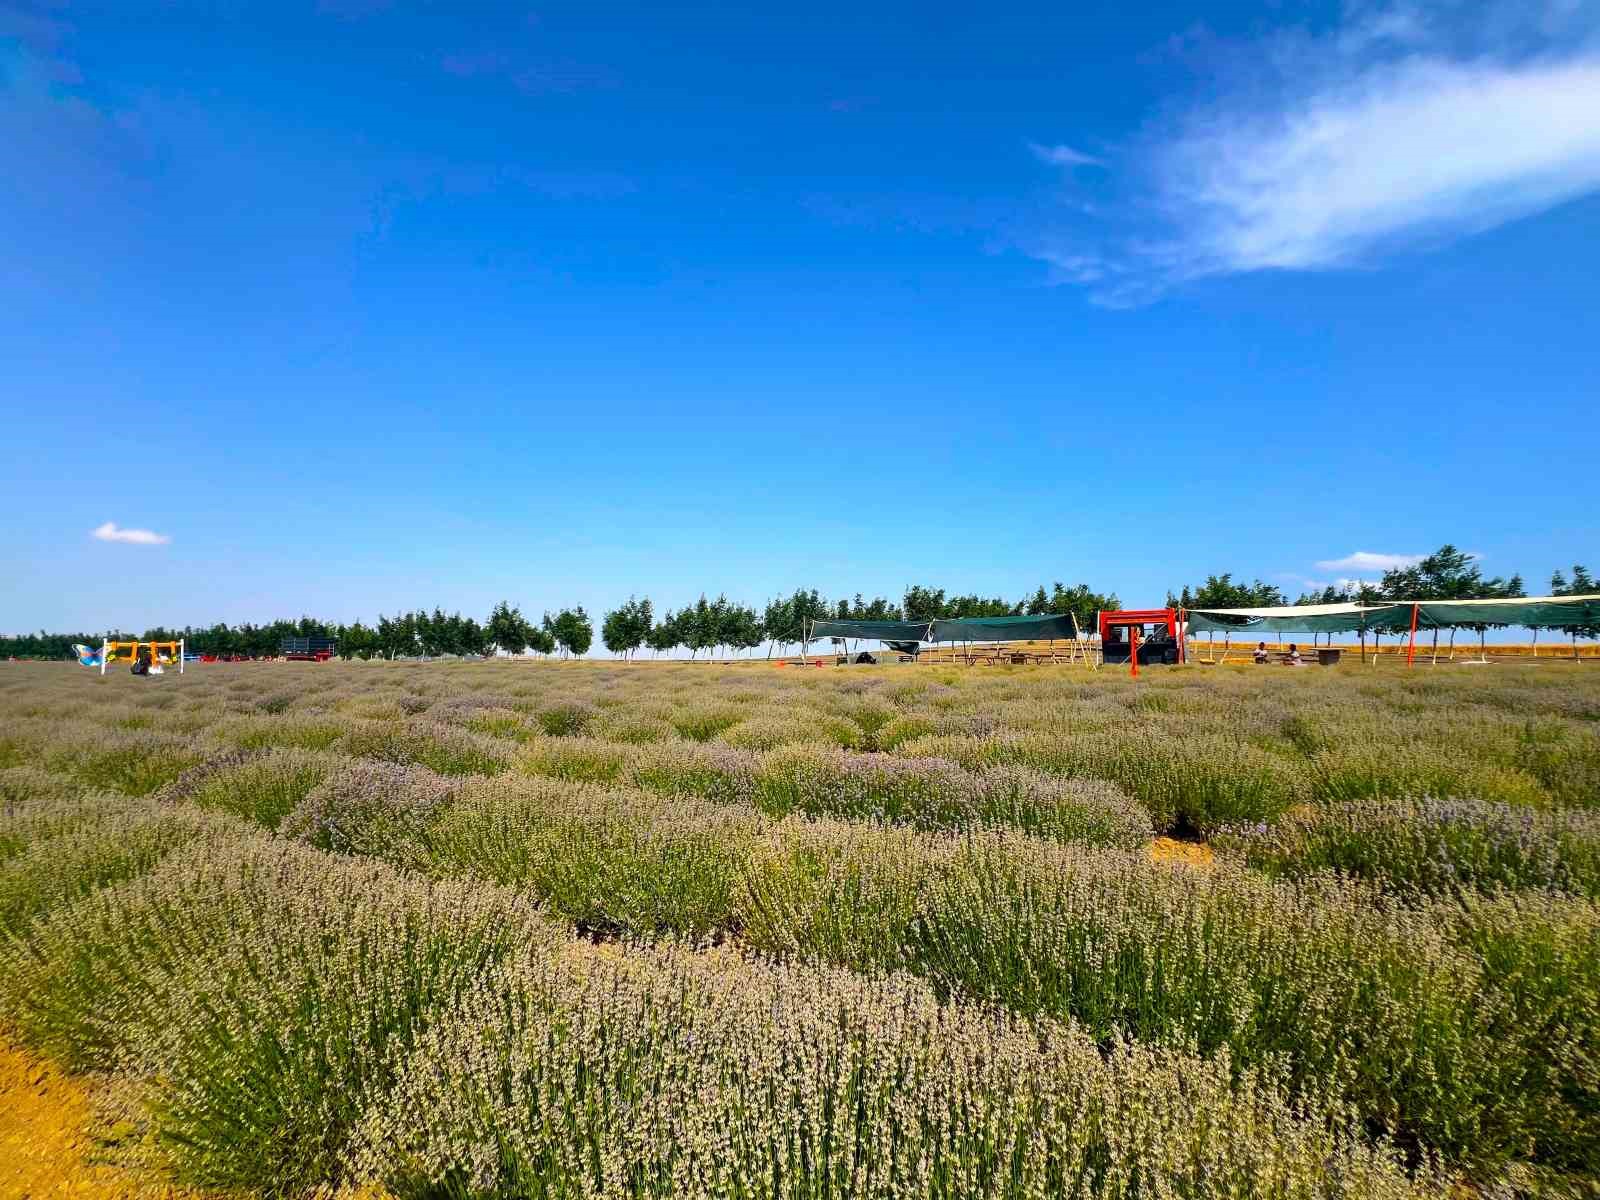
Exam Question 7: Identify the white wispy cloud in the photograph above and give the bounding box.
[92,521,170,546]
[1163,55,1600,275]
[1026,1,1600,303]
[1028,142,1103,169]
[1315,550,1422,572]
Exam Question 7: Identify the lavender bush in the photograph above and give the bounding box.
[279,758,459,865]
[351,941,1440,1200]
[0,830,557,1192]
[1218,795,1600,899]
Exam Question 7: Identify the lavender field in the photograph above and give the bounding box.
[2,658,1597,1198]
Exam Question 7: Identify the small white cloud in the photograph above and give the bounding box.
[92,521,170,546]
[1029,142,1104,169]
[1316,550,1422,572]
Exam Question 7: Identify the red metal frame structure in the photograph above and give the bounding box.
[1098,609,1182,669]
[1098,609,1180,642]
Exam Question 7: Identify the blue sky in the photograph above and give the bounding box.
[3,0,1598,638]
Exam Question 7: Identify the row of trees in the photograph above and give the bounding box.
[0,604,596,662]
[338,605,595,660]
[599,582,1122,659]
[7,560,1591,661]
[344,604,595,660]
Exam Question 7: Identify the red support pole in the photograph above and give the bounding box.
[1406,603,1419,669]
[1130,626,1140,679]
[1177,608,1186,665]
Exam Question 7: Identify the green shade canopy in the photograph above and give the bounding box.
[807,614,1085,644]
[808,619,934,642]
[1184,603,1400,635]
[1412,596,1600,629]
[1185,595,1600,635]
[930,615,1081,642]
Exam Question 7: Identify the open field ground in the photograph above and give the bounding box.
[2,658,1598,1198]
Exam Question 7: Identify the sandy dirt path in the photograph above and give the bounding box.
[0,1034,200,1200]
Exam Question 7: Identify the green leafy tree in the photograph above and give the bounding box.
[527,624,556,655]
[601,605,631,658]
[542,607,592,658]
[1169,574,1285,610]
[792,589,830,653]
[718,599,763,657]
[567,606,593,657]
[459,615,488,657]
[759,588,828,654]
[645,608,680,657]
[1548,566,1599,656]
[761,596,796,658]
[602,596,653,660]
[1048,582,1119,637]
[857,595,900,620]
[338,621,377,660]
[1380,545,1476,600]
[901,585,947,622]
[683,595,717,659]
[486,601,531,656]
[629,597,653,656]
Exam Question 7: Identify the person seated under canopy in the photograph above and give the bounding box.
[1253,641,1269,664]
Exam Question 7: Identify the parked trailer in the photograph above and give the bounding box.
[280,636,338,662]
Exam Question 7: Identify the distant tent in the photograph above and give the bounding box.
[1183,595,1600,635]
[930,614,1080,643]
[807,613,1083,645]
[1409,596,1600,629]
[1184,602,1400,635]
[808,619,934,643]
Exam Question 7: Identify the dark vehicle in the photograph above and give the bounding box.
[280,636,338,662]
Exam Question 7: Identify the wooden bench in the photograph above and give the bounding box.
[1273,648,1341,666]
